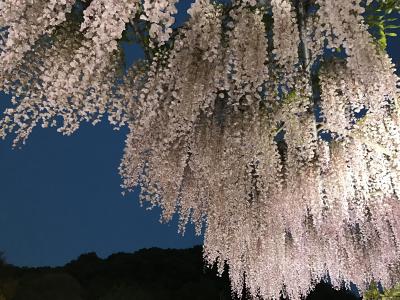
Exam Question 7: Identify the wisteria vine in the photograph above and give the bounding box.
[1,0,400,299]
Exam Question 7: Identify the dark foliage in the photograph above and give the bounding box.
[0,246,359,300]
[0,252,5,266]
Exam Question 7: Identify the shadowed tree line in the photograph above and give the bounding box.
[0,246,358,300]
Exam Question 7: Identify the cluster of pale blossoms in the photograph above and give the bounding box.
[1,0,400,299]
[141,0,178,45]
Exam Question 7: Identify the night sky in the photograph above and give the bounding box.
[0,2,399,268]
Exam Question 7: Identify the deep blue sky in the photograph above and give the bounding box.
[0,3,399,267]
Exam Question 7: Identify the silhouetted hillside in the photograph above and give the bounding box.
[0,246,359,300]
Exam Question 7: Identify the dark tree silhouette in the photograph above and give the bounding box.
[0,252,5,266]
[0,246,360,300]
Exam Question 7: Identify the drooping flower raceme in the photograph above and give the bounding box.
[0,0,139,144]
[1,0,400,299]
[142,0,178,45]
[0,0,75,72]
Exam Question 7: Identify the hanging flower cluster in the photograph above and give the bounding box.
[1,0,400,299]
[0,0,141,144]
[141,0,178,45]
[0,0,76,72]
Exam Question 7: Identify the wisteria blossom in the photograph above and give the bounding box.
[1,0,400,299]
[142,0,178,45]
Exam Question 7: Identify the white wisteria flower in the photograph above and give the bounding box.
[1,0,400,299]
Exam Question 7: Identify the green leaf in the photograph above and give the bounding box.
[385,25,400,29]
